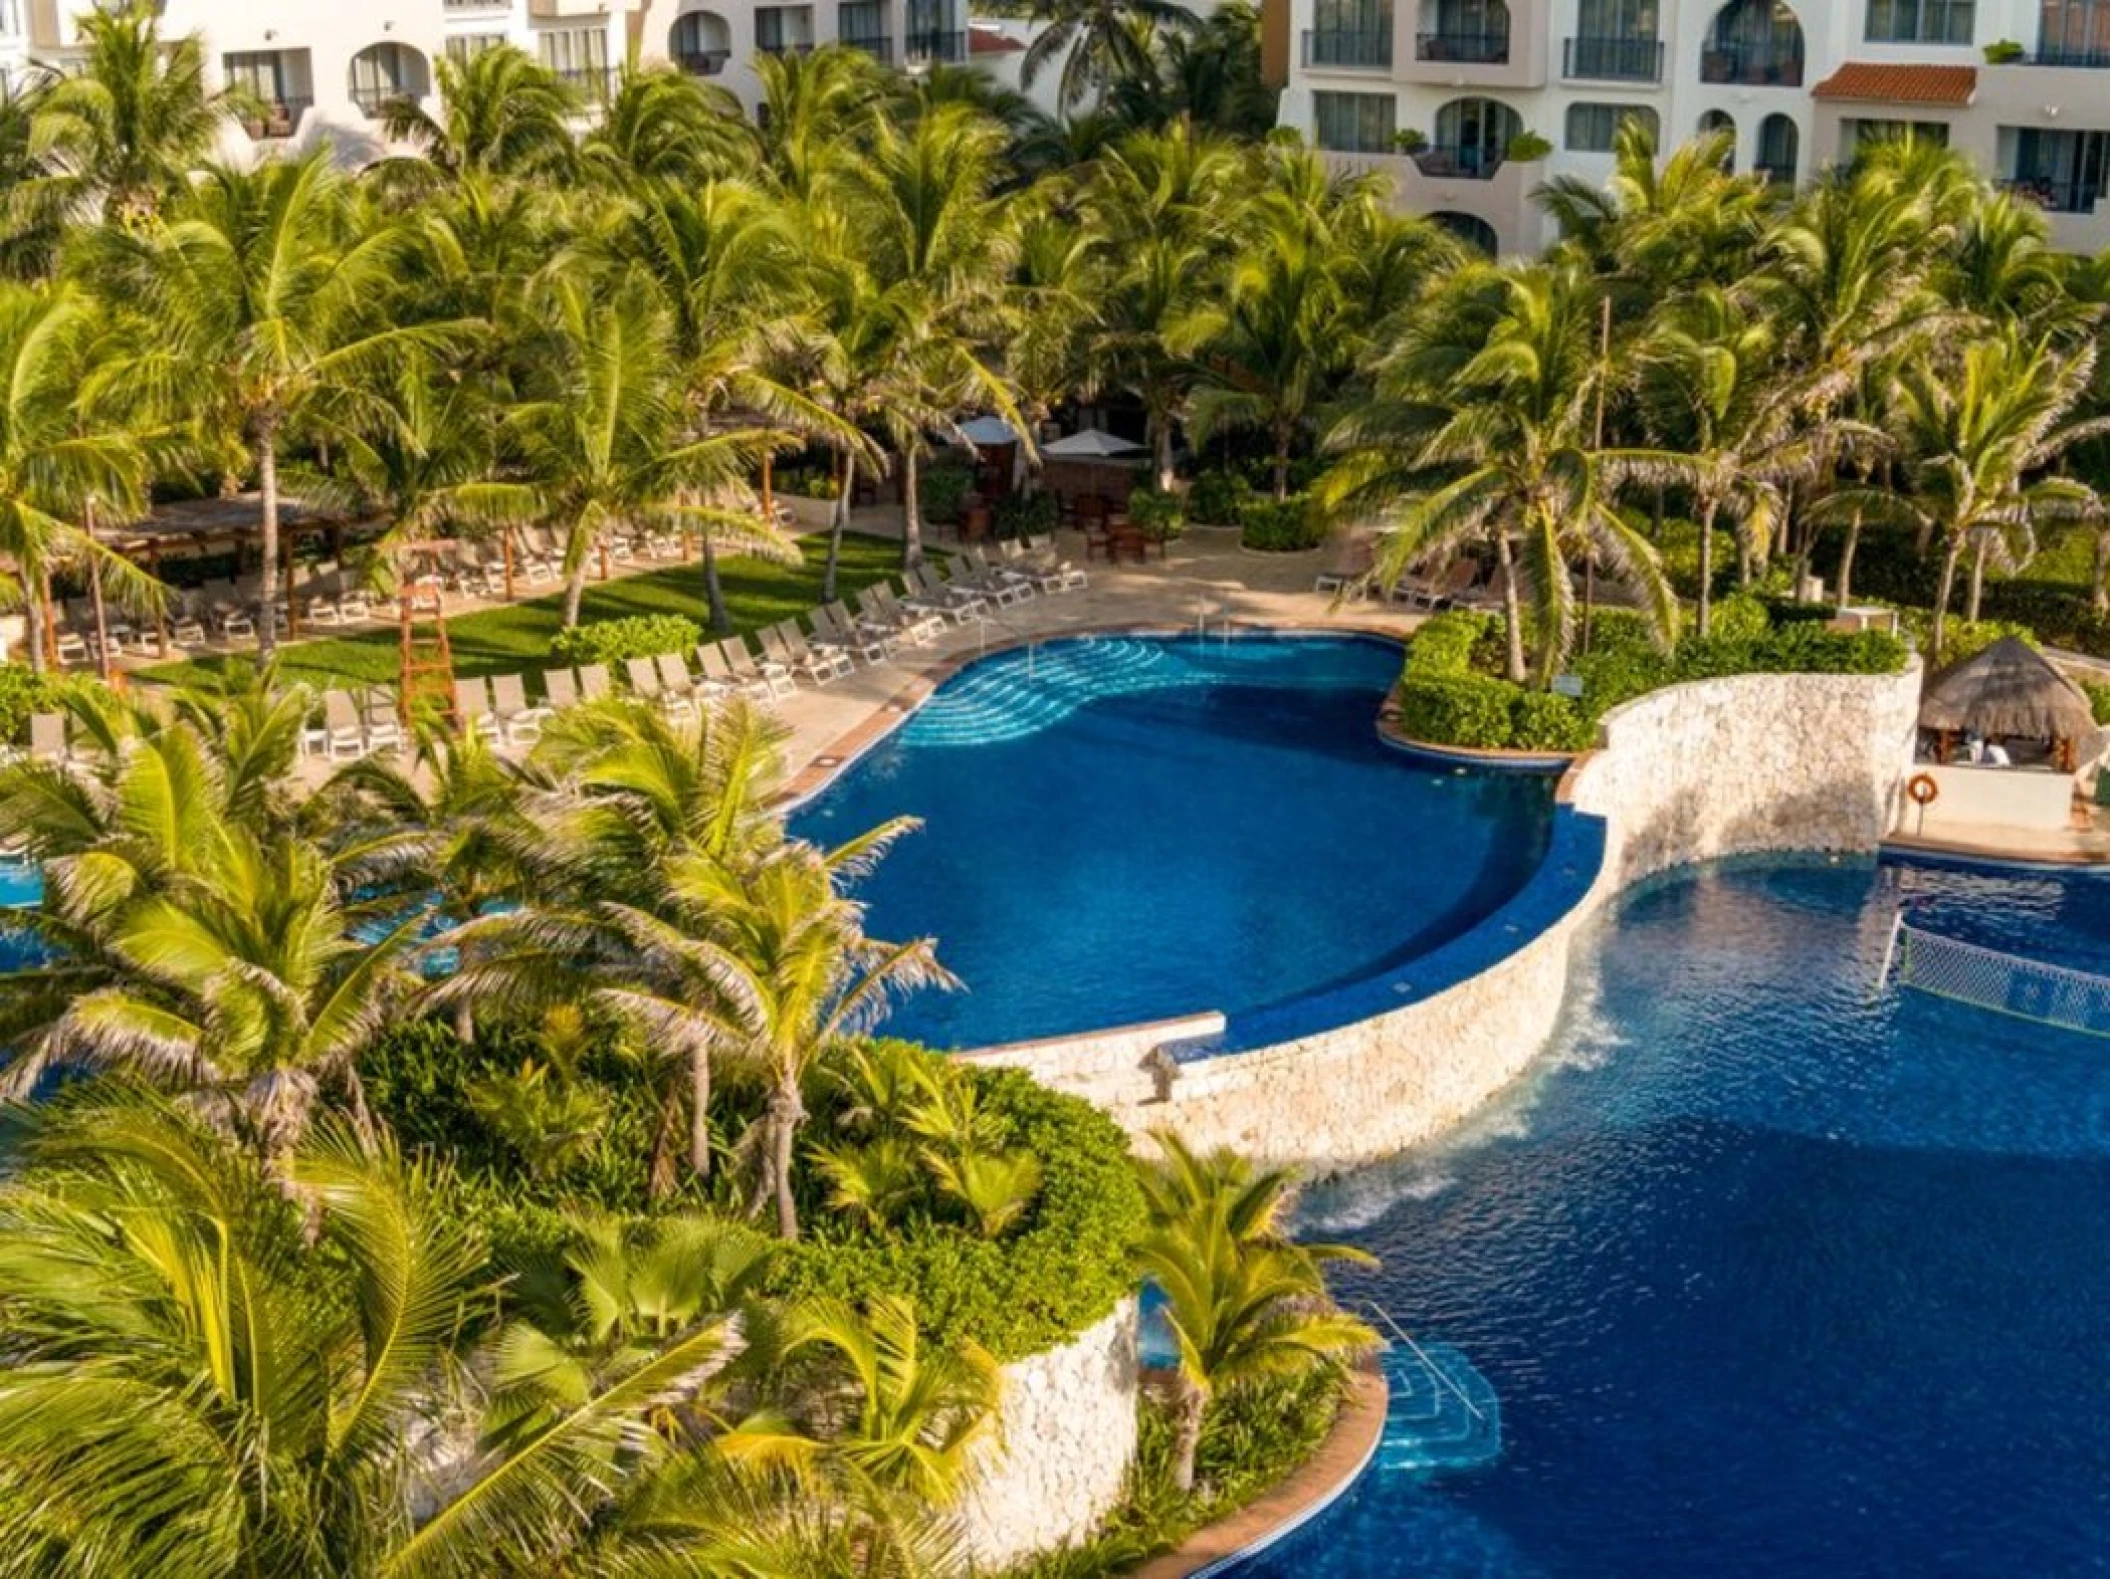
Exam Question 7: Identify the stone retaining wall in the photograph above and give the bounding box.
[962,663,1922,1173]
[955,1299,1140,1570]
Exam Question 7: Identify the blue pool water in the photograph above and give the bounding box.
[1238,857,2110,1579]
[0,860,38,971]
[790,635,1555,1049]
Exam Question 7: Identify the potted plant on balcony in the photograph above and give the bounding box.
[1983,38,2024,61]
[1392,127,1428,155]
[1505,131,1554,162]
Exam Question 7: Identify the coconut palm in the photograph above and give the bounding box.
[90,152,461,658]
[462,274,789,627]
[1020,0,1199,115]
[755,46,889,202]
[379,44,582,193]
[1137,1154,1376,1494]
[1321,263,1679,684]
[583,66,757,192]
[27,2,233,229]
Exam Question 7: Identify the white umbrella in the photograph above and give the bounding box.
[959,415,1022,446]
[1041,427,1146,458]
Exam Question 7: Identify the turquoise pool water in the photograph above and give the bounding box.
[789,635,1556,1049]
[1232,856,2110,1578]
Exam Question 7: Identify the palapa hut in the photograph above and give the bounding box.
[1919,637,2096,770]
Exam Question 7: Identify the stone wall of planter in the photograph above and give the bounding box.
[960,663,1923,1173]
[954,1298,1140,1570]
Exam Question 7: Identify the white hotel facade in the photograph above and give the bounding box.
[0,0,966,161]
[1269,0,2110,253]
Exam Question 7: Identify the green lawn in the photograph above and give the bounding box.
[141,533,909,690]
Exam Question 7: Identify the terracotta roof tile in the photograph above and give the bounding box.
[1811,62,1977,105]
[968,27,1026,54]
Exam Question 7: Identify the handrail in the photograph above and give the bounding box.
[1360,1300,1488,1422]
[972,607,1037,676]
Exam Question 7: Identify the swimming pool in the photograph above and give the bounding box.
[790,635,1556,1050]
[1233,856,2110,1578]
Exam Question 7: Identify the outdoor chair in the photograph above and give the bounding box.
[361,688,405,754]
[543,667,580,711]
[490,673,550,743]
[624,656,667,708]
[698,642,769,702]
[797,612,858,672]
[578,663,612,701]
[456,676,504,745]
[27,712,66,762]
[819,601,894,662]
[653,652,701,718]
[721,637,795,700]
[321,691,369,760]
[772,620,852,685]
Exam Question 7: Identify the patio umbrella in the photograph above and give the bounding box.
[959,415,1022,446]
[1918,637,2095,740]
[1041,427,1146,458]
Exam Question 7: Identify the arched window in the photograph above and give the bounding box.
[1430,212,1499,253]
[347,43,429,119]
[1701,0,1804,85]
[1698,107,1737,169]
[1756,113,1798,184]
[670,9,733,74]
[1566,102,1660,152]
[1431,97,1523,176]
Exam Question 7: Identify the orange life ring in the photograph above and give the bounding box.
[1906,772,1940,807]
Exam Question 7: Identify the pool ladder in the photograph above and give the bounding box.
[973,608,1038,679]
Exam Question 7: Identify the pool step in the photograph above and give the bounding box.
[1376,1342,1502,1473]
[904,637,1177,746]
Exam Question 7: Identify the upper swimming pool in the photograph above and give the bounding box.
[1232,856,2110,1578]
[789,634,1556,1050]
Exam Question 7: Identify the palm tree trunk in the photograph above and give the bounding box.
[22,569,47,675]
[453,1000,476,1046]
[701,540,728,635]
[1171,1376,1207,1494]
[822,455,850,603]
[1152,413,1175,494]
[769,1079,806,1241]
[690,1045,711,1181]
[1695,497,1718,638]
[1494,531,1526,684]
[900,448,923,570]
[257,418,282,660]
[1836,508,1863,608]
[2092,529,2109,616]
[87,540,111,684]
[1930,536,1966,663]
[1966,533,1990,624]
[1271,426,1290,503]
[560,536,592,628]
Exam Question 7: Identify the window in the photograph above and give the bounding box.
[1566,102,1659,151]
[2039,0,2110,63]
[839,0,885,40]
[1865,0,1974,42]
[537,26,609,76]
[223,51,287,102]
[1576,0,1659,39]
[0,0,22,39]
[445,34,505,66]
[1313,91,1397,153]
[1756,112,1798,180]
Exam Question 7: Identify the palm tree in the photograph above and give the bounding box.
[582,66,757,192]
[1020,0,1199,115]
[27,2,232,229]
[1137,1143,1376,1494]
[1321,263,1678,684]
[826,104,1028,567]
[91,152,460,658]
[0,281,161,673]
[378,44,582,193]
[462,274,789,628]
[755,46,889,202]
[1826,331,2102,656]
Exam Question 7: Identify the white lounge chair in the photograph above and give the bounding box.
[577,663,613,702]
[321,691,368,760]
[490,673,550,743]
[456,676,504,745]
[543,667,580,711]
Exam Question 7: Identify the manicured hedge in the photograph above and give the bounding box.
[550,613,705,667]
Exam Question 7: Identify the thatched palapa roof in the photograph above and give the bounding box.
[1918,637,2095,740]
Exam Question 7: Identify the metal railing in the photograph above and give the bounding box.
[1564,33,1663,79]
[673,47,731,75]
[1361,1302,1490,1423]
[1698,42,1804,84]
[348,82,423,117]
[1302,25,1392,67]
[757,37,817,55]
[1997,173,2104,213]
[1413,143,1506,179]
[841,33,893,61]
[1415,28,1509,61]
[903,28,967,62]
[2024,43,2110,64]
[239,96,312,140]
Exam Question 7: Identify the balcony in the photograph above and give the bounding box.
[1563,34,1662,80]
[239,96,312,140]
[1998,174,2100,212]
[1700,43,1803,85]
[1415,29,1508,61]
[904,28,966,62]
[1413,144,1505,179]
[1303,25,1392,67]
[2024,44,2110,64]
[674,47,730,74]
[841,33,893,60]
[349,83,419,116]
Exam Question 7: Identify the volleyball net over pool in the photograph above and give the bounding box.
[1883,915,2110,1037]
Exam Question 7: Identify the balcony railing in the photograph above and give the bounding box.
[1413,144,1505,179]
[1998,174,2103,213]
[239,96,312,140]
[1699,43,1803,84]
[841,33,893,61]
[1564,34,1663,80]
[349,83,422,117]
[674,47,731,75]
[1414,29,1509,61]
[757,38,816,55]
[1302,26,1392,67]
[2024,44,2110,65]
[903,28,966,62]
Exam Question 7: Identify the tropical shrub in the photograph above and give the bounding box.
[1394,675,1515,749]
[1239,495,1324,552]
[1127,486,1186,542]
[0,665,64,744]
[2087,681,2110,726]
[1896,611,2033,669]
[1506,131,1554,161]
[918,462,976,525]
[1983,37,2024,60]
[995,489,1057,538]
[1508,689,1594,752]
[1654,516,1735,600]
[550,613,705,667]
[1184,470,1250,527]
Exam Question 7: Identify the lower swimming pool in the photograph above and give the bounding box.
[1234,856,2110,1578]
[789,634,1556,1050]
